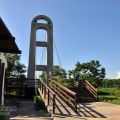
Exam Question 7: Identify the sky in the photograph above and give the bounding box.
[0,0,120,78]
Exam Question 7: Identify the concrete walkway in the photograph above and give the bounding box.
[39,88,120,120]
[7,99,52,120]
[6,97,120,120]
[40,92,120,119]
[53,102,120,120]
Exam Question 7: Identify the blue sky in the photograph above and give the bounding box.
[0,0,120,78]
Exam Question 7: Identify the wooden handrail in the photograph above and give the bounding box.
[5,78,39,88]
[6,78,56,114]
[38,79,56,114]
[84,80,98,99]
[5,78,40,97]
[49,80,77,112]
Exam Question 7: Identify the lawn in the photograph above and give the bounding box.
[97,87,120,104]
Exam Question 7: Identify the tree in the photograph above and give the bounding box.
[40,65,67,80]
[69,60,106,87]
[0,53,26,78]
[39,71,46,81]
[14,62,26,78]
[53,65,67,79]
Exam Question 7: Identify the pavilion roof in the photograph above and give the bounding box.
[0,17,21,54]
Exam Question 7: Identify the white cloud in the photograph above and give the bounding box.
[116,71,120,79]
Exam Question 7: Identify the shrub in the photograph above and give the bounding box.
[0,106,6,120]
[34,96,46,110]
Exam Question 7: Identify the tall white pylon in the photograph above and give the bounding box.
[27,15,53,84]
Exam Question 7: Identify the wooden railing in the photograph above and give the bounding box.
[38,79,56,114]
[49,80,77,112]
[84,80,98,99]
[5,78,39,87]
[5,78,39,97]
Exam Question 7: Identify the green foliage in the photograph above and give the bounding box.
[34,96,45,110]
[101,79,120,88]
[0,106,6,112]
[63,79,77,88]
[40,60,105,88]
[39,71,46,81]
[52,77,65,84]
[53,65,67,79]
[0,53,26,78]
[0,106,6,120]
[98,87,120,104]
[68,60,106,87]
[40,65,67,80]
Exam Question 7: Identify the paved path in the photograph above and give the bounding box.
[39,88,120,120]
[6,98,120,120]
[53,102,120,120]
[8,100,52,120]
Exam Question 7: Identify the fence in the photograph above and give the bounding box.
[84,80,98,99]
[5,78,39,97]
[49,80,77,112]
[38,79,56,114]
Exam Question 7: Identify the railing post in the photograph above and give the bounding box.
[42,84,43,94]
[97,91,99,101]
[39,81,41,90]
[53,94,56,114]
[20,79,22,96]
[75,94,77,113]
[44,85,46,99]
[48,89,50,105]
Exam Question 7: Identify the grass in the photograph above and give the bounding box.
[97,87,120,104]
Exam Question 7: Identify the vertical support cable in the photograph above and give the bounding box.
[53,40,63,68]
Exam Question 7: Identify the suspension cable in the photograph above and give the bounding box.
[40,47,45,65]
[40,34,47,65]
[53,39,63,68]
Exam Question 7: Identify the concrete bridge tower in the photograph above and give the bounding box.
[27,15,53,83]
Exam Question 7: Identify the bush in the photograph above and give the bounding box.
[101,79,120,88]
[34,96,46,110]
[98,87,120,104]
[0,106,6,120]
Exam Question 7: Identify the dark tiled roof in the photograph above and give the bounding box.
[0,17,21,54]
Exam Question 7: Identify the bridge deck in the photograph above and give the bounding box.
[38,88,108,120]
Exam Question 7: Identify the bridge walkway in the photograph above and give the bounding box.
[38,80,106,120]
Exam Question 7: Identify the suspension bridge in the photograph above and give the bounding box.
[1,15,120,120]
[3,15,101,120]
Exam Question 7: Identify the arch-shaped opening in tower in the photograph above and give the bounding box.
[36,29,47,65]
[33,15,52,26]
[36,47,46,65]
[37,19,48,24]
[36,29,47,42]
